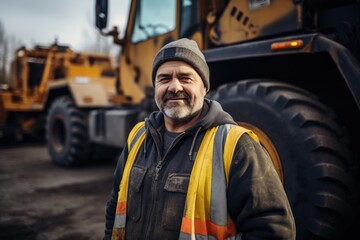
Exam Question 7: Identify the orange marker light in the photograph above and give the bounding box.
[83,96,93,103]
[271,40,304,51]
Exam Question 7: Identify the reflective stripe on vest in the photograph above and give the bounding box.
[179,124,258,240]
[112,122,146,240]
[112,122,258,240]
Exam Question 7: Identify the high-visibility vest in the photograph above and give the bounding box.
[112,122,259,240]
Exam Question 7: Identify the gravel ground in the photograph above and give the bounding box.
[0,142,117,240]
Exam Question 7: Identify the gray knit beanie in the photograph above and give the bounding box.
[152,38,210,91]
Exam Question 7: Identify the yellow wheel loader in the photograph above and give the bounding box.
[0,43,117,166]
[88,0,360,239]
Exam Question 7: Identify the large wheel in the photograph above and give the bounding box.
[210,79,356,240]
[46,96,90,167]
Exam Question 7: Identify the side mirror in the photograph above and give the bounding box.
[95,0,108,30]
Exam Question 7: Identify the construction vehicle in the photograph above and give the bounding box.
[0,43,117,166]
[81,0,360,239]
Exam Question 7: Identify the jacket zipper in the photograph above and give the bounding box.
[154,132,185,180]
[145,132,185,238]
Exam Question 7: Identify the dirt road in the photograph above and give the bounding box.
[0,142,117,240]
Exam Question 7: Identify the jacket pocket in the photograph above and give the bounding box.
[162,173,190,231]
[127,165,147,222]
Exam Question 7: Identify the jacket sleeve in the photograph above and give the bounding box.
[103,147,128,239]
[227,134,296,240]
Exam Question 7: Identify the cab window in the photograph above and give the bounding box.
[131,0,176,43]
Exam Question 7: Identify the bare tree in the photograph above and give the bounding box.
[0,20,7,83]
[0,20,22,84]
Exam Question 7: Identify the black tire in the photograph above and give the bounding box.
[46,96,90,167]
[211,79,355,240]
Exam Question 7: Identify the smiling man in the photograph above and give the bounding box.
[104,38,295,240]
[155,60,206,131]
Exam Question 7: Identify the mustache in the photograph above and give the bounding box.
[163,91,190,102]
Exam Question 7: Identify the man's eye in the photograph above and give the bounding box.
[158,77,170,82]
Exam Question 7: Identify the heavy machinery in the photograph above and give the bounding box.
[89,0,360,239]
[0,43,117,166]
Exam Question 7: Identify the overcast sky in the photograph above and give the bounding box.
[0,0,130,52]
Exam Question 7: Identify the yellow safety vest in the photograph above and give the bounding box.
[112,122,259,240]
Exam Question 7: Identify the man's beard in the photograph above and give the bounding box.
[161,92,198,122]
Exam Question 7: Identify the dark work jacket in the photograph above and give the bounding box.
[104,99,295,240]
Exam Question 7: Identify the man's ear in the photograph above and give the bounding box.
[203,86,207,96]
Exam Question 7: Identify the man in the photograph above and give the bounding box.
[104,38,295,239]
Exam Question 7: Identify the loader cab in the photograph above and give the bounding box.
[12,47,49,98]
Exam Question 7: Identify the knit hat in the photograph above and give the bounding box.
[152,38,210,91]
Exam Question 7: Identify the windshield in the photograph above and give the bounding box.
[131,0,176,43]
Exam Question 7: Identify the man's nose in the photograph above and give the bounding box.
[168,78,183,92]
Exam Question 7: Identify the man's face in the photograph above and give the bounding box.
[154,61,207,123]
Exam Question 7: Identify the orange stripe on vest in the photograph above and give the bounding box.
[115,201,127,215]
[181,217,236,239]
